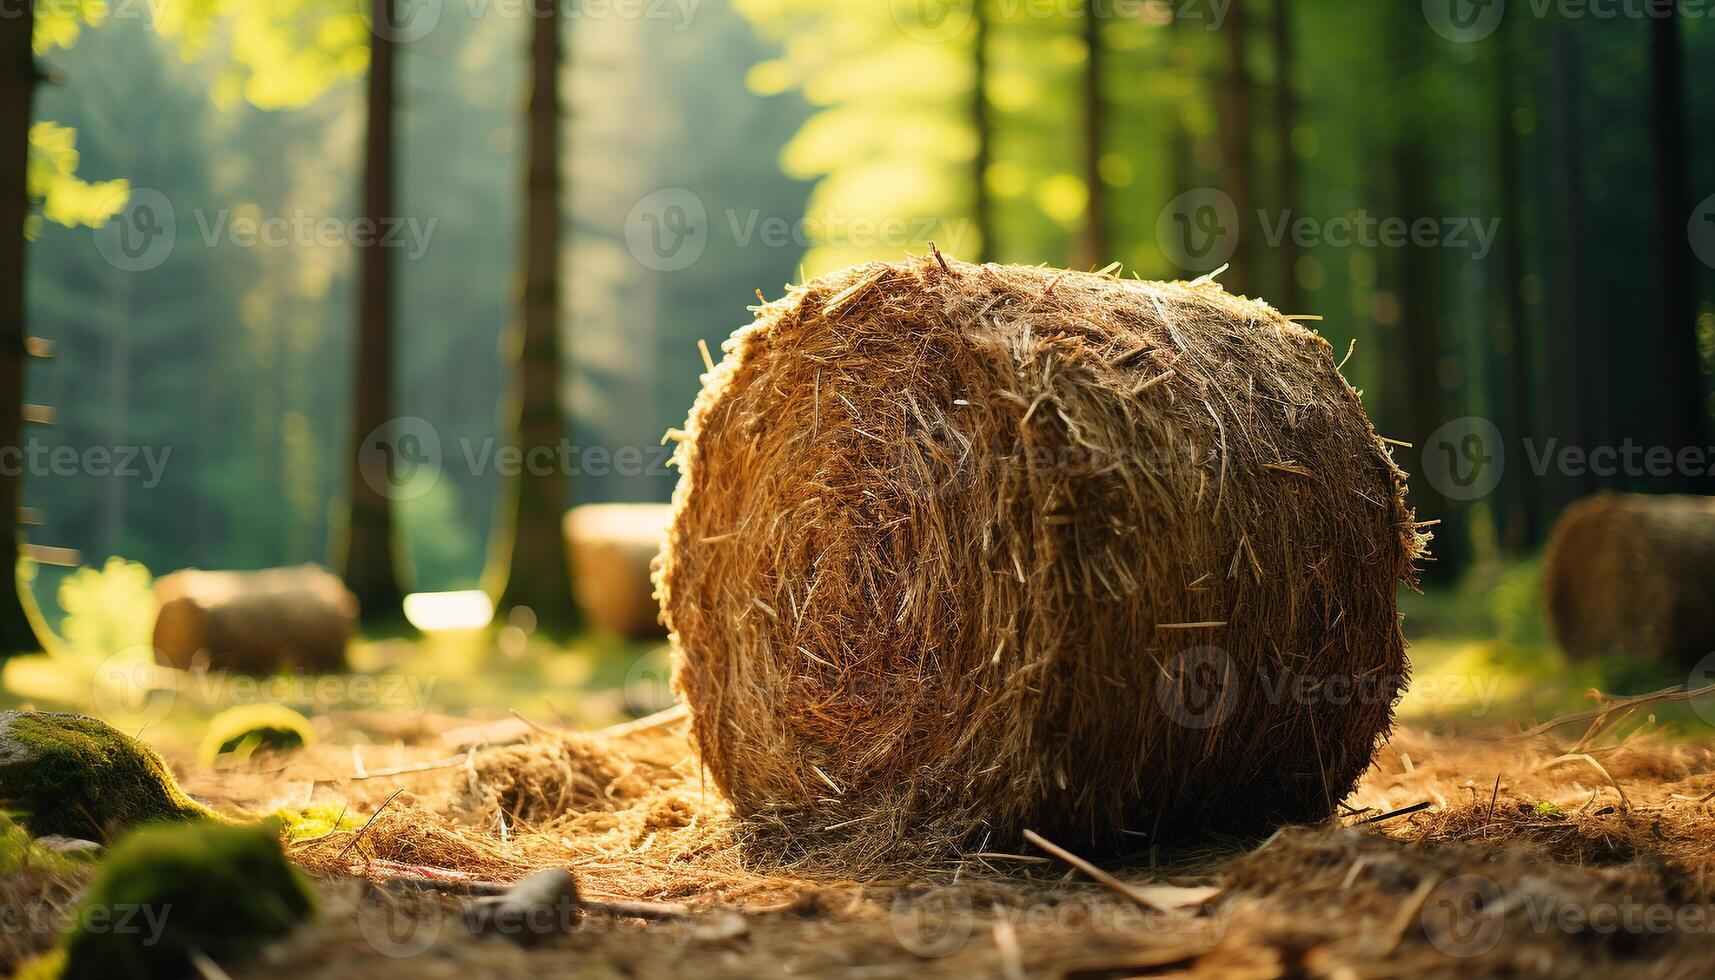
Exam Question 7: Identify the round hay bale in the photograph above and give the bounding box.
[564,503,670,638]
[151,565,356,674]
[658,257,1424,865]
[1542,492,1715,668]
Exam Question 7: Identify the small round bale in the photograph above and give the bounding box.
[564,503,670,638]
[0,712,216,840]
[152,565,357,674]
[1542,492,1715,668]
[659,258,1423,864]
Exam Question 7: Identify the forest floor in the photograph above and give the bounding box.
[7,563,1715,978]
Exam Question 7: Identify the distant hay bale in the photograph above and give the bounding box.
[658,257,1424,866]
[1543,492,1715,668]
[152,565,356,674]
[565,503,670,638]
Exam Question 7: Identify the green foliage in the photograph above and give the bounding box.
[0,812,84,876]
[24,123,128,235]
[269,802,363,843]
[59,820,316,980]
[0,712,217,840]
[198,704,315,765]
[54,559,156,666]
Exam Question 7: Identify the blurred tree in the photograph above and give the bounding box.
[1269,0,1298,310]
[973,0,993,262]
[1492,15,1538,553]
[1217,0,1252,294]
[1075,0,1105,269]
[1648,1,1709,493]
[0,0,45,654]
[337,0,409,631]
[487,0,578,636]
[1544,22,1597,510]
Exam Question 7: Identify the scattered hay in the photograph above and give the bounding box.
[1543,492,1715,667]
[0,816,91,975]
[659,256,1425,868]
[456,733,666,828]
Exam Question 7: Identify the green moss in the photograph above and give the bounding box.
[269,803,364,843]
[60,820,316,980]
[1533,800,1564,818]
[0,811,86,875]
[198,704,315,766]
[0,712,218,841]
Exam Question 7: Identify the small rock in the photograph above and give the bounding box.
[33,835,102,856]
[693,911,749,943]
[463,868,580,946]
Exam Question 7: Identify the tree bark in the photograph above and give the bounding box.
[1270,0,1297,309]
[1077,0,1106,269]
[1648,2,1708,491]
[489,0,578,635]
[339,0,409,629]
[1493,16,1537,551]
[1545,23,1598,508]
[1218,0,1252,295]
[0,3,46,655]
[972,0,992,263]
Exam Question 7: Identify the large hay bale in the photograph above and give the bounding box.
[658,257,1424,865]
[1542,492,1715,667]
[151,565,355,674]
[564,503,670,638]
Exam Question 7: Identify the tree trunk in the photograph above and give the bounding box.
[1648,3,1708,491]
[1270,0,1298,310]
[972,0,992,263]
[1218,0,1252,295]
[0,4,46,655]
[1493,16,1537,552]
[1076,0,1106,269]
[339,0,409,630]
[1545,23,1597,509]
[489,0,578,635]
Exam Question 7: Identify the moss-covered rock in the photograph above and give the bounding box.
[61,820,316,980]
[0,712,216,841]
[198,704,315,765]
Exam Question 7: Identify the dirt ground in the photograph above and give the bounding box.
[86,698,1707,980]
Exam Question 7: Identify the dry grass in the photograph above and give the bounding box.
[658,257,1427,869]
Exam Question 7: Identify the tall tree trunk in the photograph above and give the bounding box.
[1493,16,1537,552]
[0,4,46,655]
[1270,0,1298,310]
[1076,0,1106,269]
[1545,23,1597,509]
[972,0,992,263]
[339,0,409,629]
[1218,0,1252,295]
[1648,2,1708,491]
[488,0,578,635]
